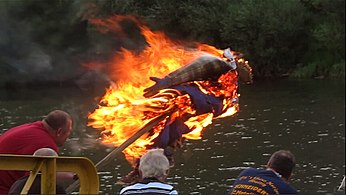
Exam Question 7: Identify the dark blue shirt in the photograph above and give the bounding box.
[230,168,297,195]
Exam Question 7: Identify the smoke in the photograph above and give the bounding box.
[0,6,52,80]
[0,0,156,95]
[0,0,119,88]
[0,0,132,155]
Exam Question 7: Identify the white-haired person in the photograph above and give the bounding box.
[0,110,74,194]
[119,148,178,195]
[8,148,75,194]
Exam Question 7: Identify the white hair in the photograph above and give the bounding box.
[33,148,58,157]
[139,148,170,181]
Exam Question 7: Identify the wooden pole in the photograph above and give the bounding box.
[65,111,172,193]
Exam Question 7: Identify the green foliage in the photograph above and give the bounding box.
[99,0,346,78]
[330,60,345,77]
[292,62,318,78]
[220,0,312,77]
[1,0,344,83]
[108,0,230,44]
[299,0,345,78]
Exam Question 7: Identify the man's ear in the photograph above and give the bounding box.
[266,163,271,168]
[56,128,63,136]
[286,173,292,182]
[163,170,169,180]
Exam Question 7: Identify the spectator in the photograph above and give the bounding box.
[119,148,178,195]
[230,150,298,194]
[0,110,73,194]
[8,148,67,194]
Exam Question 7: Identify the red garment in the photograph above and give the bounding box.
[0,121,58,194]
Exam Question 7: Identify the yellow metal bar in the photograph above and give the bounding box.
[56,157,99,194]
[0,155,99,194]
[20,159,45,194]
[41,158,56,194]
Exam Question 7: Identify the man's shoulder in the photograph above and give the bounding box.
[276,181,298,194]
[0,122,39,146]
[239,167,262,176]
[5,121,43,133]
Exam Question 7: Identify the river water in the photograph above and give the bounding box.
[0,78,344,194]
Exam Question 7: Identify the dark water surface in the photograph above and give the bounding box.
[0,79,345,194]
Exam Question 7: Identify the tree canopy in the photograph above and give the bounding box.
[0,0,344,88]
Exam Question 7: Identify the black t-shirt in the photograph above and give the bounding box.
[8,175,66,194]
[230,168,297,195]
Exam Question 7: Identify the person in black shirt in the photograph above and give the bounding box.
[8,174,66,195]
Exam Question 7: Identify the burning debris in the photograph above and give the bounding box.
[86,15,252,183]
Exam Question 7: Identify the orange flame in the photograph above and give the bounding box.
[87,16,245,164]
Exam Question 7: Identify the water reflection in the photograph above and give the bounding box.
[0,79,344,194]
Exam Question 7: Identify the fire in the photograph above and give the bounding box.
[87,16,246,164]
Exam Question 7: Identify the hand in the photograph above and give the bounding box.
[73,173,79,181]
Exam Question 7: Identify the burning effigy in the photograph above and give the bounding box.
[86,16,252,183]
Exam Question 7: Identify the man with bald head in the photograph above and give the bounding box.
[0,110,73,194]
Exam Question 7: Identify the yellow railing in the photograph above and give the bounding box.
[0,154,99,194]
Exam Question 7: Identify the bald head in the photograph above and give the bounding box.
[33,148,58,157]
[43,110,73,147]
[44,110,72,131]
